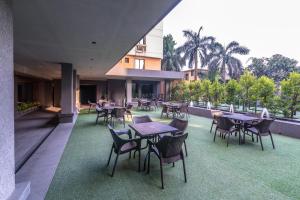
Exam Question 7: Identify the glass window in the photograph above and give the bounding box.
[125,57,129,63]
[135,59,145,69]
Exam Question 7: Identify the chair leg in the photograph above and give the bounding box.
[210,122,214,133]
[182,156,187,183]
[129,151,131,159]
[111,152,119,177]
[138,149,141,172]
[96,114,99,124]
[258,134,264,151]
[172,162,175,167]
[147,151,151,174]
[106,145,114,167]
[213,128,217,142]
[184,141,188,157]
[160,158,164,189]
[269,131,275,149]
[227,132,230,147]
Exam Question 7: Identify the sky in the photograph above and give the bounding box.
[163,0,300,67]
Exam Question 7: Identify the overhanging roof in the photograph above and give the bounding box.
[13,0,181,79]
[106,66,184,80]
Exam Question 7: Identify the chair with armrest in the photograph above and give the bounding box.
[106,125,141,177]
[244,119,275,151]
[214,116,240,147]
[145,133,188,189]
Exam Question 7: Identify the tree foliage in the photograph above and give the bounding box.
[225,79,241,105]
[239,70,255,111]
[251,76,275,108]
[208,41,249,82]
[248,54,298,82]
[178,27,215,80]
[280,72,300,118]
[210,80,224,107]
[162,34,184,71]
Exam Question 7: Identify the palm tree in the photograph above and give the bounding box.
[178,26,215,80]
[208,41,249,82]
[161,34,184,71]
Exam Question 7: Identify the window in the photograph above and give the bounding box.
[135,59,145,69]
[191,70,194,76]
[125,57,129,63]
[185,74,189,80]
[138,37,146,45]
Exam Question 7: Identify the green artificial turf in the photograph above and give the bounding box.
[46,109,300,200]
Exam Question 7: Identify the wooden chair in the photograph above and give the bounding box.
[210,110,223,133]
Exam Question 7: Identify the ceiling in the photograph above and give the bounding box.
[13,0,181,80]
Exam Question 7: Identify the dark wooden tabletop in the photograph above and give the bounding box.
[223,113,259,122]
[128,121,178,137]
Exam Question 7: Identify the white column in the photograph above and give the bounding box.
[126,79,132,103]
[60,63,74,123]
[0,0,15,199]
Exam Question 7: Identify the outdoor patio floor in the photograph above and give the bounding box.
[46,109,300,200]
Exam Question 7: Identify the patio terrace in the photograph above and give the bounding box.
[45,109,300,200]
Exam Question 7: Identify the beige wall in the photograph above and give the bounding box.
[115,55,161,71]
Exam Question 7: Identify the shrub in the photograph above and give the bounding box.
[280,72,300,118]
[200,79,211,103]
[251,76,275,108]
[210,80,224,107]
[225,79,241,105]
[239,70,255,111]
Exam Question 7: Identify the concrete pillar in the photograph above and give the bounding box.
[73,70,77,113]
[0,0,15,199]
[76,75,80,109]
[126,79,132,103]
[138,83,142,98]
[60,63,74,123]
[160,80,165,100]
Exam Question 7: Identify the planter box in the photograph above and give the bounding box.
[16,106,40,119]
[188,106,300,139]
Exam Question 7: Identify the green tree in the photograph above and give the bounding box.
[210,80,224,107]
[208,41,249,82]
[178,26,215,80]
[200,79,212,103]
[189,80,202,102]
[251,76,275,108]
[239,70,255,111]
[225,79,241,105]
[248,54,297,82]
[280,72,300,118]
[162,34,184,71]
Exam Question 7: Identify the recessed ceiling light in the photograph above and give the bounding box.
[90,58,94,61]
[91,41,96,44]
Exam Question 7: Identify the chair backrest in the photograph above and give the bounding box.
[137,99,142,107]
[112,108,126,118]
[169,118,188,134]
[254,119,274,133]
[132,115,152,124]
[211,110,223,119]
[107,125,123,151]
[156,133,188,158]
[162,104,169,112]
[217,116,235,131]
[126,104,133,110]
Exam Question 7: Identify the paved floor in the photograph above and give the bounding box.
[15,110,59,171]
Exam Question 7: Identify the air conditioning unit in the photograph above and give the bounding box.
[136,44,146,53]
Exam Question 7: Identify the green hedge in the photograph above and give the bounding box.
[171,71,300,119]
[17,102,40,112]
